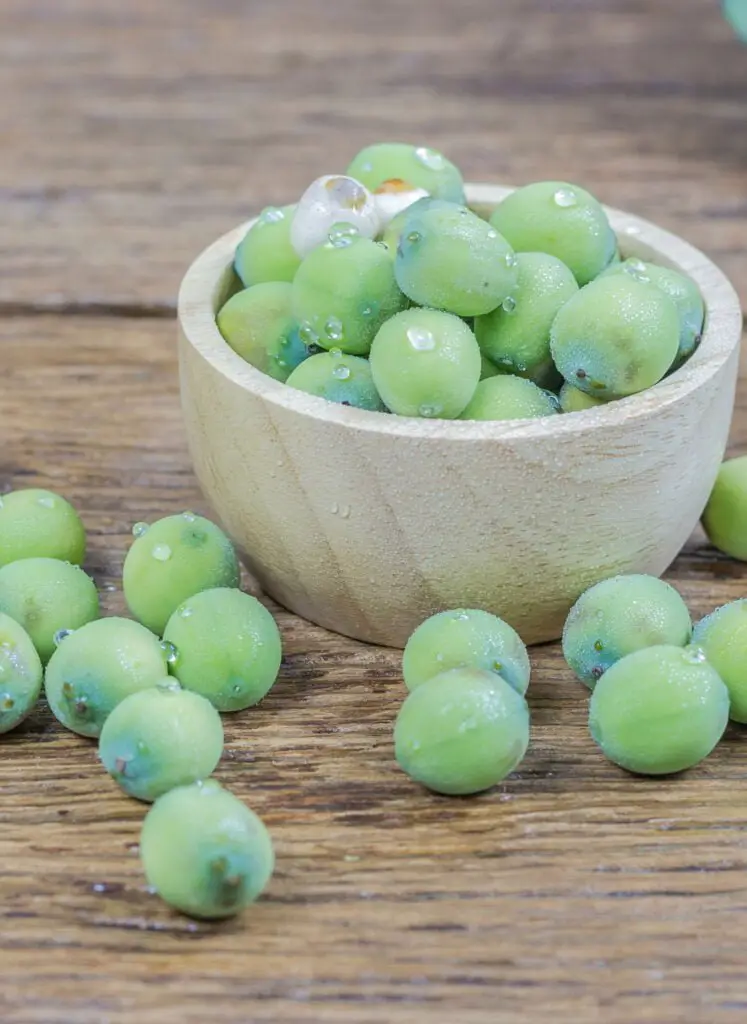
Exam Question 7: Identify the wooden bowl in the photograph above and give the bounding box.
[178,184,742,648]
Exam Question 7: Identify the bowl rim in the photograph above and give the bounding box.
[178,182,742,442]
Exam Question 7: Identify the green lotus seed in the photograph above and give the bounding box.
[459,375,559,421]
[692,600,747,722]
[403,608,530,695]
[600,258,704,367]
[558,382,607,413]
[234,205,301,286]
[380,196,450,256]
[285,351,385,411]
[395,202,518,317]
[701,455,747,561]
[394,668,530,795]
[123,513,239,636]
[140,779,274,919]
[474,252,578,388]
[45,617,168,737]
[99,682,224,801]
[550,274,680,399]
[0,558,99,664]
[0,613,43,734]
[163,588,282,712]
[563,574,693,689]
[369,308,481,419]
[346,143,466,203]
[217,282,309,382]
[292,235,407,356]
[588,645,729,775]
[490,181,616,286]
[0,489,86,568]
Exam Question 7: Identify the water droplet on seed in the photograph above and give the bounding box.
[684,646,707,664]
[152,544,172,562]
[454,611,470,621]
[325,317,344,342]
[505,252,518,268]
[553,187,578,208]
[407,326,436,351]
[406,230,422,245]
[37,496,55,509]
[487,229,499,240]
[418,404,441,418]
[182,511,197,522]
[414,146,445,171]
[299,322,318,345]
[327,222,360,248]
[132,522,149,538]
[54,628,74,647]
[159,640,179,665]
[332,364,351,380]
[260,206,285,224]
[156,677,181,692]
[502,296,517,314]
[179,605,193,619]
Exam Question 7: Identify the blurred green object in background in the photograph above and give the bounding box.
[724,0,747,41]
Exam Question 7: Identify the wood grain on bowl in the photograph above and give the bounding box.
[178,186,742,648]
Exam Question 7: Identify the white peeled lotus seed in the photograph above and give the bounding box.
[372,181,430,230]
[290,175,381,258]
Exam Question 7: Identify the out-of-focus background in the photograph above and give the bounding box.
[3,0,746,310]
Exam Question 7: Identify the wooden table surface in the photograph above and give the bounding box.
[2,2,747,1021]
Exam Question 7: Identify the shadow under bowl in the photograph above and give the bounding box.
[178,184,742,648]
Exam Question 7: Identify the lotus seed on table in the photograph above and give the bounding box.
[701,455,747,560]
[402,608,531,695]
[123,513,240,636]
[0,557,99,664]
[562,574,693,688]
[44,616,169,737]
[0,613,43,735]
[99,681,224,802]
[692,601,747,723]
[162,587,282,712]
[588,645,729,776]
[140,780,274,920]
[0,489,86,568]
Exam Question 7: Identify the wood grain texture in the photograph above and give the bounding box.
[1,0,747,310]
[2,0,747,1020]
[178,187,742,647]
[1,314,747,1024]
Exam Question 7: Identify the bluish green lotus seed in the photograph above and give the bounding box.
[216,282,310,382]
[395,202,518,317]
[234,205,300,286]
[45,617,168,737]
[563,574,692,689]
[285,351,385,411]
[701,456,747,561]
[163,588,282,712]
[588,645,729,775]
[369,308,481,419]
[692,600,747,722]
[0,489,86,568]
[600,258,704,367]
[291,235,406,356]
[394,668,530,795]
[140,779,274,919]
[99,681,224,801]
[346,143,466,203]
[474,252,577,388]
[0,613,43,734]
[558,382,607,413]
[402,608,530,695]
[490,181,617,286]
[550,274,680,399]
[0,558,99,664]
[459,375,559,422]
[724,0,747,42]
[123,513,239,636]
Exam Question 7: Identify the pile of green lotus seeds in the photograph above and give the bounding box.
[2,454,746,913]
[217,142,705,421]
[0,489,276,920]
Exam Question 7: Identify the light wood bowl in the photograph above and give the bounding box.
[178,184,742,648]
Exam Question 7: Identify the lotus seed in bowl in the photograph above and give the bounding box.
[213,144,706,423]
